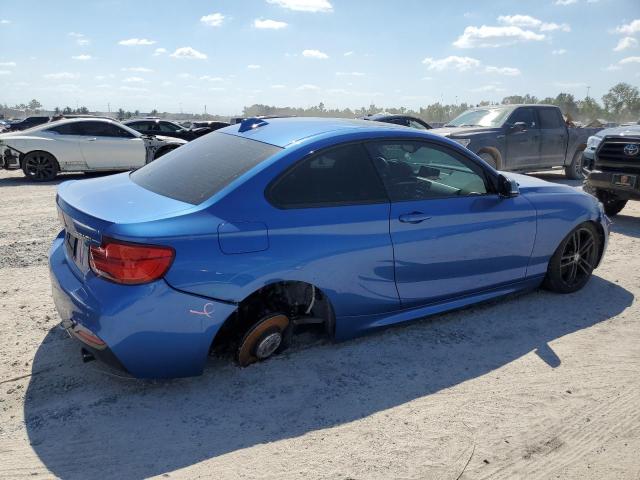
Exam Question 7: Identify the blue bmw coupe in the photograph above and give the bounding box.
[49,117,610,378]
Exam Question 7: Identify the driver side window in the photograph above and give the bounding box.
[366,141,489,201]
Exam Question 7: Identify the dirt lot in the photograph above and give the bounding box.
[0,168,639,480]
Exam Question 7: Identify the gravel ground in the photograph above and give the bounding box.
[0,168,639,480]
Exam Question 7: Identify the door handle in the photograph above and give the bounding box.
[399,212,432,224]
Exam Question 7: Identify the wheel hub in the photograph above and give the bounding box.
[255,332,282,359]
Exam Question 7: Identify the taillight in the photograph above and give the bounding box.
[89,238,175,285]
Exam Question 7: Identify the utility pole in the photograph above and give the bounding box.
[107,102,110,113]
[586,86,591,100]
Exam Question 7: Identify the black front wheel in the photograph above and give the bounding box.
[22,151,59,182]
[543,223,599,294]
[595,190,627,217]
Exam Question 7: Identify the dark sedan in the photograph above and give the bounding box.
[362,114,432,130]
[124,119,211,141]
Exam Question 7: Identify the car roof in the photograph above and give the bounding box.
[223,116,415,148]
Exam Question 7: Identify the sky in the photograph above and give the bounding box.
[0,0,639,115]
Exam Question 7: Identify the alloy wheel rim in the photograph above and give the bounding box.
[25,155,54,180]
[560,228,597,287]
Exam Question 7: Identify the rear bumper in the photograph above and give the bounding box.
[585,170,640,201]
[49,233,238,378]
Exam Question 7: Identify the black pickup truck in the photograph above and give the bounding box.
[430,105,601,179]
[583,125,640,216]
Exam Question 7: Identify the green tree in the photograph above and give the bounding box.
[554,93,579,118]
[62,106,72,114]
[602,82,640,121]
[27,99,42,112]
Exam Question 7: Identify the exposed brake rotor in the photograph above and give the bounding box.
[237,313,290,367]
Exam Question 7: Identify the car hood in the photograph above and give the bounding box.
[593,125,640,139]
[502,172,576,195]
[429,126,501,138]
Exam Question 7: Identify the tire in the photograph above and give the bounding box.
[594,189,628,217]
[478,152,497,169]
[543,222,599,294]
[564,149,585,180]
[22,151,59,182]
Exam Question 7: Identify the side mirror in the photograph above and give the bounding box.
[509,121,527,133]
[498,174,519,198]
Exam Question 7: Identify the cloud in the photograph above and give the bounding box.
[296,84,320,90]
[170,47,207,60]
[123,76,147,83]
[43,72,79,80]
[200,13,225,27]
[497,15,570,33]
[71,54,92,61]
[118,38,156,46]
[199,75,224,81]
[554,81,587,88]
[616,19,640,35]
[484,65,521,76]
[0,61,16,67]
[120,86,148,92]
[343,51,354,56]
[0,70,11,75]
[0,19,10,24]
[471,84,506,92]
[178,73,194,79]
[267,0,333,13]
[302,49,329,59]
[153,48,167,56]
[619,56,640,65]
[161,81,173,87]
[614,37,638,51]
[247,64,261,69]
[552,49,567,55]
[121,67,153,72]
[68,32,90,46]
[335,71,364,76]
[254,18,288,29]
[604,64,621,71]
[454,25,545,48]
[270,84,286,89]
[555,0,578,5]
[422,55,481,71]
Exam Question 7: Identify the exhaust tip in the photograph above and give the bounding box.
[81,348,96,363]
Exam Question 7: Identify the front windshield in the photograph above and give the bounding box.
[445,108,513,128]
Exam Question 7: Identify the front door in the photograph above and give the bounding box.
[77,121,146,169]
[366,140,537,307]
[538,107,568,167]
[506,107,541,169]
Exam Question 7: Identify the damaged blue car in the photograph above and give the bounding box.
[49,117,610,378]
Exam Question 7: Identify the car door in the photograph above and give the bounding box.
[44,123,87,168]
[538,107,568,167]
[78,121,146,169]
[366,140,537,307]
[505,107,541,169]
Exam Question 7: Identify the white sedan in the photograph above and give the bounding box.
[0,117,186,181]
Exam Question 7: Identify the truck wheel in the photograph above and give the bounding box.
[478,152,497,169]
[22,151,59,182]
[595,190,627,217]
[564,149,585,180]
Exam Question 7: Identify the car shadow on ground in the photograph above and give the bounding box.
[0,172,115,188]
[23,276,632,479]
[611,213,640,239]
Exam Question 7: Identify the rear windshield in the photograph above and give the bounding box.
[131,132,282,205]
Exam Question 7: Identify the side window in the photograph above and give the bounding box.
[159,122,181,132]
[508,108,537,129]
[366,141,489,201]
[268,143,387,208]
[408,119,428,130]
[47,123,85,135]
[538,108,563,129]
[81,121,134,138]
[387,118,409,127]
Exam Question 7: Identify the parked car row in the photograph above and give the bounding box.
[123,119,229,141]
[0,117,186,181]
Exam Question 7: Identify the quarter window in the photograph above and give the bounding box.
[366,141,489,201]
[268,143,388,208]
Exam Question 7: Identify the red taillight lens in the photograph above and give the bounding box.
[89,239,175,285]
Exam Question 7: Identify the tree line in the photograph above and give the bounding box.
[2,82,638,124]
